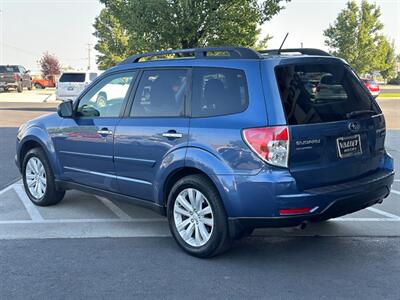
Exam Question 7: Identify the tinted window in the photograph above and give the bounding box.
[76,72,136,118]
[192,68,248,117]
[19,66,26,73]
[131,69,187,117]
[275,63,378,125]
[89,72,98,81]
[59,73,86,82]
[0,66,18,73]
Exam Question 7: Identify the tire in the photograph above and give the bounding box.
[3,88,9,92]
[17,82,23,93]
[96,93,107,108]
[22,147,65,206]
[27,81,32,90]
[34,83,44,89]
[167,174,231,258]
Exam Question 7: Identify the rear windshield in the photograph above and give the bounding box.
[0,66,18,73]
[59,73,85,83]
[275,63,378,125]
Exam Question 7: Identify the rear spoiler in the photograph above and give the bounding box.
[259,48,331,57]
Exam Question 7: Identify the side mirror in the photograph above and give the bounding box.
[57,100,74,118]
[25,70,30,74]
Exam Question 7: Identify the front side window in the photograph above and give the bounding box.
[76,72,136,118]
[131,69,188,117]
[191,68,248,117]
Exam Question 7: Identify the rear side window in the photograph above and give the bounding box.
[192,68,248,117]
[89,72,98,81]
[275,63,378,125]
[59,73,86,83]
[131,69,188,117]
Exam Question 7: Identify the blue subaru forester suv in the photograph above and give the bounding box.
[16,47,394,257]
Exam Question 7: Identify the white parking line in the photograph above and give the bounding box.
[96,196,133,220]
[0,184,15,196]
[13,185,44,221]
[391,189,400,196]
[366,207,400,219]
[0,218,166,225]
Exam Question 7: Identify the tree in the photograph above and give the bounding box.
[38,52,61,78]
[94,0,289,69]
[324,0,396,79]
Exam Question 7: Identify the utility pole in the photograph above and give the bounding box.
[87,43,92,70]
[0,5,4,64]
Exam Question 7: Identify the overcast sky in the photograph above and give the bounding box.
[0,0,399,72]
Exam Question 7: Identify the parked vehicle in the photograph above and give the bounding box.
[32,75,56,89]
[56,71,100,101]
[362,78,380,98]
[15,47,394,257]
[0,65,32,92]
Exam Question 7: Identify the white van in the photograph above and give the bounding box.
[56,71,100,101]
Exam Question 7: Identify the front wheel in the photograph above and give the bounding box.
[167,174,231,258]
[22,148,65,206]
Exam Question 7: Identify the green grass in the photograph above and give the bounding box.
[378,93,400,98]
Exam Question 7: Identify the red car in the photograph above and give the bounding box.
[362,78,380,98]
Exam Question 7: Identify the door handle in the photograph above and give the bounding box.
[162,131,183,139]
[97,128,113,135]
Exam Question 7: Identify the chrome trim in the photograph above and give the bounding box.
[114,156,156,165]
[162,132,183,139]
[117,175,152,186]
[60,151,113,160]
[63,166,152,185]
[63,166,115,178]
[97,129,113,135]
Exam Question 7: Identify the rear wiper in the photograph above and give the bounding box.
[346,110,376,119]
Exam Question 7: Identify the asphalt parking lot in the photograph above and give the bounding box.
[1,90,400,299]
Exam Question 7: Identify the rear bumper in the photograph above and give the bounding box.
[229,178,392,229]
[218,153,394,228]
[0,81,18,88]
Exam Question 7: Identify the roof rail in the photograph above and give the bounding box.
[259,48,331,57]
[118,47,262,65]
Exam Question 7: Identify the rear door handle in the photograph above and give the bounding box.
[97,128,113,135]
[162,131,183,139]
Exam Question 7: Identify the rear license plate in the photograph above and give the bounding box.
[336,134,362,158]
[67,86,74,91]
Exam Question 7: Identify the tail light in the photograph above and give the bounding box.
[242,126,289,168]
[13,73,19,81]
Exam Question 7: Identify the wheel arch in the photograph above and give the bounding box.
[18,128,61,177]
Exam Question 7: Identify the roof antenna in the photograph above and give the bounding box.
[277,33,289,54]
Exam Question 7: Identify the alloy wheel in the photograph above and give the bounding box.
[25,157,47,199]
[173,188,214,247]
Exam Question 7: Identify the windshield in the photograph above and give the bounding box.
[59,73,86,83]
[275,63,379,125]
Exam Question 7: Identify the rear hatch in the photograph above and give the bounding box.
[275,62,385,190]
[0,66,19,83]
[57,72,87,98]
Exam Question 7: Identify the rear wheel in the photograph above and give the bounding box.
[22,148,65,206]
[34,83,44,89]
[167,175,231,258]
[17,82,23,93]
[27,81,32,90]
